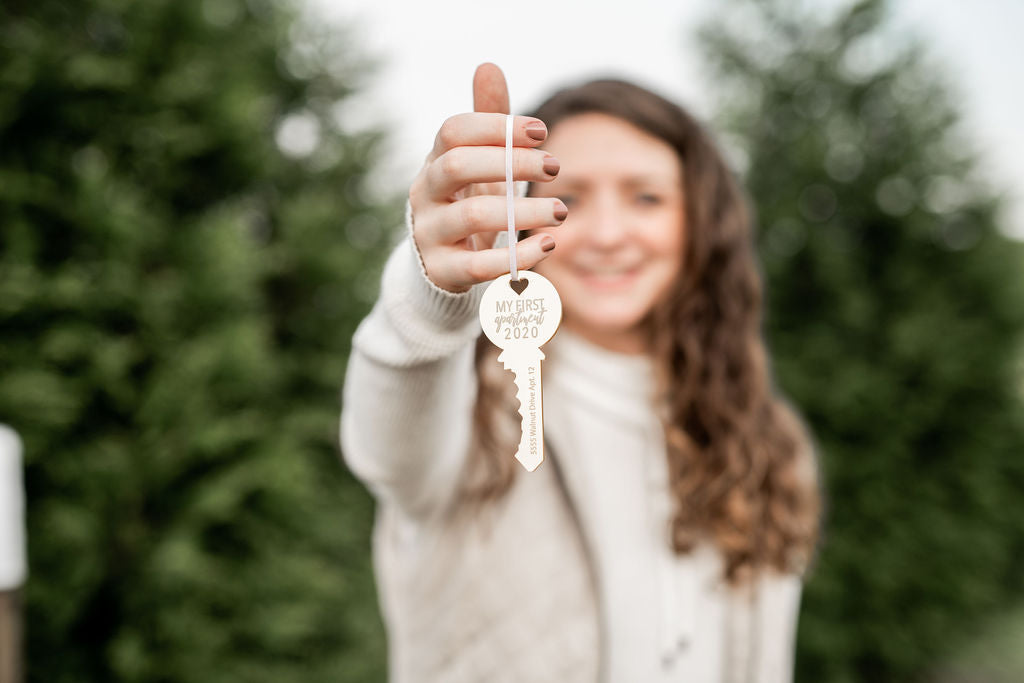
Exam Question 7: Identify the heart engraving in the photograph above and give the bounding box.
[509,277,529,295]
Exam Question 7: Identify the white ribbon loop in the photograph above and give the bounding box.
[506,113,518,281]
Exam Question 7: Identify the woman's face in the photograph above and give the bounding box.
[528,112,686,354]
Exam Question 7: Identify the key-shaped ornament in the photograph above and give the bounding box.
[479,272,562,471]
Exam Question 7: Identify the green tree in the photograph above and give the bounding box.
[0,0,390,680]
[700,1,1024,681]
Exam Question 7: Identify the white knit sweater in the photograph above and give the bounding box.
[340,206,803,682]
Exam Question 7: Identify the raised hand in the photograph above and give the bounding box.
[408,62,568,293]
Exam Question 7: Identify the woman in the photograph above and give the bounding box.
[341,62,821,683]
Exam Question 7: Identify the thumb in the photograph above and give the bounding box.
[473,62,510,114]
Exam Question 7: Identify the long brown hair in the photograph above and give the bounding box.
[459,78,821,584]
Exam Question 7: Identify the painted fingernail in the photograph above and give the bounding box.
[541,236,556,252]
[553,200,568,221]
[525,121,547,141]
[542,155,560,177]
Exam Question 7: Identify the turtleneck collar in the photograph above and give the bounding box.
[545,326,658,430]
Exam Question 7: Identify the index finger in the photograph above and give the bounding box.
[428,113,548,162]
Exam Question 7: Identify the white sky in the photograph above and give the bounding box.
[311,0,1024,238]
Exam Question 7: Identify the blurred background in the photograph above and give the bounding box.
[1,0,1022,681]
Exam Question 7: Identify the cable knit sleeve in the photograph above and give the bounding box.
[340,200,486,518]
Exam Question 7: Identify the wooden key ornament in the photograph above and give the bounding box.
[479,272,561,471]
[478,114,563,471]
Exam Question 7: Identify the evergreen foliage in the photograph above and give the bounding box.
[0,0,392,680]
[700,1,1024,680]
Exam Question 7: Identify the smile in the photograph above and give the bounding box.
[576,265,641,290]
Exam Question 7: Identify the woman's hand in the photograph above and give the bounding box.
[408,62,568,294]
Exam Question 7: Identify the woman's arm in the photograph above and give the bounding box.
[340,202,486,519]
[341,64,564,519]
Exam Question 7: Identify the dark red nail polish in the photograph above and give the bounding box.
[526,122,547,141]
[553,200,568,221]
[542,156,560,177]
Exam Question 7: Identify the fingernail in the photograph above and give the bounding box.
[553,200,568,221]
[542,155,560,177]
[541,236,556,252]
[525,121,547,141]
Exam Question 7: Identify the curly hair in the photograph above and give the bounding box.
[457,78,821,584]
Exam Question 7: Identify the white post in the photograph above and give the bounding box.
[0,425,25,683]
